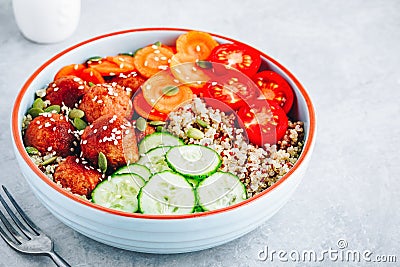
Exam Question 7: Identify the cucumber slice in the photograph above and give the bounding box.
[92,173,145,213]
[166,145,221,179]
[138,132,184,154]
[138,171,196,214]
[113,163,151,181]
[137,146,172,174]
[197,172,247,211]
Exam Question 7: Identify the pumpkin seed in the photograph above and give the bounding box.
[44,105,60,113]
[148,120,166,126]
[33,98,45,110]
[88,82,95,87]
[154,41,162,47]
[118,52,134,57]
[186,128,204,139]
[73,117,87,131]
[86,56,102,63]
[69,108,85,119]
[196,118,210,128]
[196,60,213,69]
[98,152,107,173]
[28,108,44,118]
[25,146,39,155]
[42,156,57,166]
[162,85,179,96]
[136,117,147,132]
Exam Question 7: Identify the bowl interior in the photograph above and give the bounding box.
[12,28,315,219]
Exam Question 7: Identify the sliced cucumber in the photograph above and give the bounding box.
[197,172,247,211]
[138,132,184,154]
[113,163,151,181]
[137,146,172,174]
[138,171,196,214]
[166,145,221,179]
[92,173,145,213]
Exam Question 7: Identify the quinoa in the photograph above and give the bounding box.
[167,97,305,197]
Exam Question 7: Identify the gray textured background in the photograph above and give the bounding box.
[0,0,399,266]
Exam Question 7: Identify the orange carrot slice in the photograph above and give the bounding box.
[141,71,193,113]
[133,45,174,78]
[54,64,86,80]
[80,68,105,84]
[169,53,211,88]
[176,31,219,60]
[106,55,136,72]
[133,91,168,121]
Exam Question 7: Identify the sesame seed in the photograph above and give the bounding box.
[47,146,52,152]
[73,77,81,82]
[146,84,151,90]
[97,100,103,104]
[75,158,79,163]
[113,140,118,145]
[74,64,79,70]
[36,120,41,125]
[109,72,116,76]
[154,56,159,61]
[103,126,107,130]
[82,140,87,144]
[78,85,85,90]
[93,129,98,133]
[196,45,201,52]
[52,127,56,131]
[54,87,59,92]
[144,61,148,67]
[44,122,51,127]
[160,56,167,60]
[151,44,158,49]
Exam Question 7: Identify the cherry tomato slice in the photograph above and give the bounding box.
[237,100,288,145]
[208,43,261,77]
[252,71,294,114]
[202,74,259,112]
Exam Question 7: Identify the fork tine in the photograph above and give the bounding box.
[0,193,34,239]
[2,186,41,235]
[0,209,24,244]
[0,223,20,250]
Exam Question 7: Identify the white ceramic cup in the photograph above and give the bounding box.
[12,0,81,44]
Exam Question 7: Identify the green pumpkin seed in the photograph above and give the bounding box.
[154,41,162,47]
[44,105,61,113]
[69,108,85,119]
[196,60,213,69]
[32,98,45,110]
[28,108,44,118]
[186,128,204,139]
[162,85,179,96]
[136,117,147,132]
[42,156,57,166]
[86,56,103,63]
[25,146,39,155]
[148,120,166,126]
[98,152,107,173]
[73,117,87,131]
[196,118,210,128]
[88,82,95,87]
[118,52,134,57]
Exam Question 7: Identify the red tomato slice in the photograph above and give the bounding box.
[208,43,261,77]
[252,71,294,113]
[237,100,288,145]
[202,73,259,112]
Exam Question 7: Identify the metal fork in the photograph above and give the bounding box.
[0,185,70,267]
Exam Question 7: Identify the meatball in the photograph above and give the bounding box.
[78,83,133,123]
[108,72,146,97]
[54,156,102,197]
[24,113,75,157]
[80,114,139,170]
[45,75,88,108]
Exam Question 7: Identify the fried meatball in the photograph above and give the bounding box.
[24,113,75,157]
[109,72,146,97]
[78,83,133,123]
[45,76,88,108]
[81,114,139,170]
[54,156,102,197]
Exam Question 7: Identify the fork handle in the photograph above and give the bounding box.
[47,250,71,267]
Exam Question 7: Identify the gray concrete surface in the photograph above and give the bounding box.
[0,0,399,266]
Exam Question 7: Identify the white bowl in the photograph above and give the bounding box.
[11,28,316,254]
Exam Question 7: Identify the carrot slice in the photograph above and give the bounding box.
[133,46,174,78]
[79,68,105,84]
[133,91,168,121]
[176,31,219,60]
[54,64,85,80]
[169,53,211,88]
[106,55,136,71]
[141,71,193,113]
